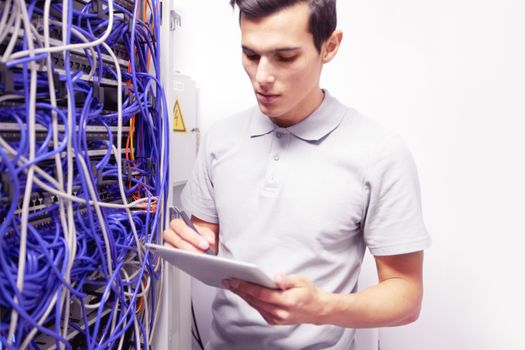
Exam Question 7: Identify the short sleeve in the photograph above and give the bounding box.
[362,135,431,256]
[180,130,219,224]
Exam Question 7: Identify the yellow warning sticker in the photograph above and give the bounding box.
[173,98,186,133]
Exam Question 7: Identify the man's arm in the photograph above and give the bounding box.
[319,251,424,327]
[163,216,220,255]
[224,251,424,327]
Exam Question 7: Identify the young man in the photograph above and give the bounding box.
[163,0,431,348]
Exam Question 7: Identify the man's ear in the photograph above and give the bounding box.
[322,30,343,63]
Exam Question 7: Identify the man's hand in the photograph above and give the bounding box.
[223,274,329,326]
[162,217,218,254]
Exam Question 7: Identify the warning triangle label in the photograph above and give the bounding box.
[173,98,186,133]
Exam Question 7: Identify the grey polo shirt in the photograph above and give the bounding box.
[181,91,431,350]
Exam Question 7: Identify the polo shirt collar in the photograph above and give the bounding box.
[249,108,275,137]
[249,90,345,142]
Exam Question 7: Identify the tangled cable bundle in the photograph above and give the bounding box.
[0,0,169,348]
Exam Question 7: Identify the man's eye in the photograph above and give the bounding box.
[244,53,260,61]
[277,55,297,62]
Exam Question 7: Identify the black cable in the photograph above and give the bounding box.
[191,301,204,350]
[191,299,205,350]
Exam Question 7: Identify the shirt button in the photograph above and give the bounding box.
[276,132,282,138]
[274,154,280,161]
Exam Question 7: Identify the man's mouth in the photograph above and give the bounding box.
[256,92,280,104]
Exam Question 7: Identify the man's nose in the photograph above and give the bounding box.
[255,57,276,86]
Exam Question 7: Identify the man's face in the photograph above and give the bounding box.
[240,3,324,126]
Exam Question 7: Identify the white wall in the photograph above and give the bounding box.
[171,1,525,349]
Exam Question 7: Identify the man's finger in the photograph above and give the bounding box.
[170,219,210,250]
[235,291,290,325]
[163,228,206,253]
[196,225,216,245]
[229,279,284,304]
[274,274,305,290]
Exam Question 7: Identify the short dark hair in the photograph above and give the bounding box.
[230,0,337,53]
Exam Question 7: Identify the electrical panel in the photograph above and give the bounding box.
[0,0,171,348]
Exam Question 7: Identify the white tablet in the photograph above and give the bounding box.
[145,243,277,289]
